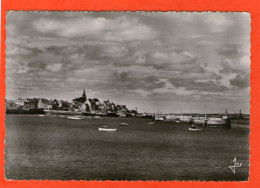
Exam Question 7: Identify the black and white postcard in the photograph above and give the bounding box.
[5,11,250,181]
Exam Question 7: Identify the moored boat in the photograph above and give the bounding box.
[67,116,84,120]
[189,125,203,131]
[120,123,128,126]
[98,126,117,132]
[94,116,103,119]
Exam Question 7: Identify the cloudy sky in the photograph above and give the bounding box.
[5,11,250,113]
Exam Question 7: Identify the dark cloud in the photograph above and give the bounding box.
[111,72,166,91]
[169,78,228,92]
[229,74,250,89]
[147,50,206,74]
[217,43,250,75]
[219,58,250,75]
[217,44,240,58]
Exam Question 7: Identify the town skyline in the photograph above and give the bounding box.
[5,11,251,114]
[5,90,248,114]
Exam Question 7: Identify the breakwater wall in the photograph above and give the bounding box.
[158,114,231,129]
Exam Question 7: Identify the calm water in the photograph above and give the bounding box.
[5,115,249,181]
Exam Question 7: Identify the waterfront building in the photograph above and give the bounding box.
[13,98,39,109]
[51,99,59,110]
[88,98,99,113]
[38,98,49,109]
[60,101,73,110]
[98,102,105,113]
[6,88,136,114]
[103,100,111,112]
[110,102,116,111]
[14,98,26,108]
[25,98,39,109]
[47,101,53,110]
[117,105,128,113]
[5,100,17,109]
[85,103,90,112]
[58,100,63,108]
[128,110,138,117]
[72,89,88,112]
[77,103,86,111]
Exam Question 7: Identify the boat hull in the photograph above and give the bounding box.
[67,116,84,120]
[98,128,117,132]
[189,127,203,131]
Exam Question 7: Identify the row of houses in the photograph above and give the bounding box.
[71,89,130,114]
[87,98,128,113]
[6,98,73,111]
[5,97,130,114]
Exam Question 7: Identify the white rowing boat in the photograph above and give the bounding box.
[67,116,84,120]
[98,126,117,132]
[189,125,203,131]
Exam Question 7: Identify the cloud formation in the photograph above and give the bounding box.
[5,11,251,113]
[33,16,157,41]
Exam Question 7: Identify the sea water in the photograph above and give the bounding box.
[5,114,249,181]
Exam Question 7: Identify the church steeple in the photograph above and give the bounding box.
[72,89,87,103]
[82,89,86,98]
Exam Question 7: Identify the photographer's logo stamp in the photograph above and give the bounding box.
[229,157,242,174]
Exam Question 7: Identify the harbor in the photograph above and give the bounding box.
[5,114,249,181]
[4,11,251,181]
[5,90,249,129]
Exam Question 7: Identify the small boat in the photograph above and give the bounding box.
[98,126,117,132]
[67,116,84,120]
[155,117,164,121]
[94,116,103,119]
[120,123,128,126]
[59,115,65,117]
[148,121,155,125]
[189,125,203,131]
[176,120,181,123]
[39,115,44,117]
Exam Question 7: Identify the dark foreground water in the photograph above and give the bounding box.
[5,115,249,181]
